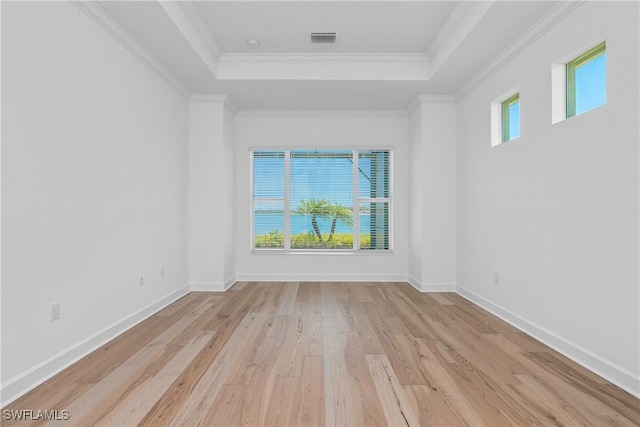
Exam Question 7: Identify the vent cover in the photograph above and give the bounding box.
[310,32,338,43]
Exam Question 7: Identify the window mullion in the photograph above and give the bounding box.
[352,149,359,251]
[284,150,291,251]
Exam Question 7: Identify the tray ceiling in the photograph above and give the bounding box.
[89,1,573,109]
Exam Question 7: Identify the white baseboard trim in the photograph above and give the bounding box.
[4,279,636,406]
[0,285,191,407]
[455,285,640,398]
[235,273,408,282]
[408,276,457,292]
[190,276,236,292]
[224,275,237,290]
[408,275,421,291]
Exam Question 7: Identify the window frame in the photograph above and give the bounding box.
[501,93,520,143]
[566,41,606,118]
[250,148,393,254]
[491,87,520,147]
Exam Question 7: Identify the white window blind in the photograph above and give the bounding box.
[251,149,392,252]
[252,151,285,249]
[358,150,390,250]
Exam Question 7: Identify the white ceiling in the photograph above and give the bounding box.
[94,1,567,110]
[193,1,457,54]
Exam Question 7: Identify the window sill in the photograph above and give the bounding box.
[250,249,394,256]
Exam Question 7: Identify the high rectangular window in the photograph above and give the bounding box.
[566,41,606,118]
[251,149,392,252]
[501,93,520,142]
[491,88,520,146]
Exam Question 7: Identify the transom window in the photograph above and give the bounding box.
[501,93,521,142]
[251,149,392,252]
[566,41,606,118]
[491,88,520,147]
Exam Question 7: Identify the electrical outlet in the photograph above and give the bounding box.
[494,271,500,284]
[139,275,144,287]
[51,303,60,321]
[160,267,165,278]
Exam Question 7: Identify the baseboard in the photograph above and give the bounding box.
[408,276,457,292]
[190,276,236,292]
[4,280,636,406]
[235,273,408,282]
[408,275,421,291]
[224,275,237,290]
[0,285,191,407]
[455,285,640,398]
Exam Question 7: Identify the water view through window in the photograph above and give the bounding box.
[252,149,391,251]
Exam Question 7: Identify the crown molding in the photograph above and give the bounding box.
[224,97,239,115]
[216,53,429,81]
[426,1,495,78]
[418,95,456,104]
[154,2,430,81]
[220,53,426,62]
[406,97,422,116]
[455,0,586,100]
[236,109,407,117]
[406,94,455,115]
[158,1,219,77]
[176,2,222,62]
[427,2,474,57]
[190,94,238,114]
[71,1,190,99]
[190,94,228,103]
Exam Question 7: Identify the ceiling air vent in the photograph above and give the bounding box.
[310,32,338,44]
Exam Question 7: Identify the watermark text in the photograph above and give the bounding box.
[2,409,70,421]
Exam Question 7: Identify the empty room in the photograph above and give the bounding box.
[1,0,639,425]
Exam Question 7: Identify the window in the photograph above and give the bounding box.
[553,41,607,123]
[252,152,285,249]
[566,41,606,118]
[491,88,520,147]
[251,149,392,252]
[501,93,520,142]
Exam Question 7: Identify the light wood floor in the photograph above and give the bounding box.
[4,282,639,426]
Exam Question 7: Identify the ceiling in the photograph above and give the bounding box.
[91,1,569,110]
[193,2,457,54]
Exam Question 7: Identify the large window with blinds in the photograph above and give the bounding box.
[252,149,392,252]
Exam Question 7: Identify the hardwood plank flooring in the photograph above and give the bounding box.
[3,282,639,426]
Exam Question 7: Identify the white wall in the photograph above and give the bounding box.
[408,105,423,283]
[411,96,456,291]
[456,1,639,394]
[1,2,189,403]
[408,98,457,291]
[223,105,236,284]
[188,96,235,290]
[234,112,409,281]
